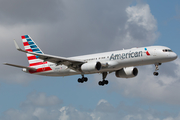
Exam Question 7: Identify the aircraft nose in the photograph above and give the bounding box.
[170,52,178,60]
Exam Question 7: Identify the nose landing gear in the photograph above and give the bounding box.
[153,63,161,76]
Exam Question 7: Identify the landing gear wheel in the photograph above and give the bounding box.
[104,80,109,85]
[78,78,83,83]
[83,77,88,82]
[98,80,109,86]
[78,75,88,83]
[98,81,104,86]
[153,72,159,76]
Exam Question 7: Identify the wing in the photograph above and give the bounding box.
[14,40,86,71]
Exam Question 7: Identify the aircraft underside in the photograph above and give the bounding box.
[32,61,163,86]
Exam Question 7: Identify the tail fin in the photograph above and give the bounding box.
[21,35,46,67]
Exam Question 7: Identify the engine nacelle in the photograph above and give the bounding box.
[81,62,101,73]
[115,67,138,78]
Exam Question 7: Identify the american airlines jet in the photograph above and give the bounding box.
[4,35,177,86]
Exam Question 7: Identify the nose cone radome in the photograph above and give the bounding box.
[170,52,178,60]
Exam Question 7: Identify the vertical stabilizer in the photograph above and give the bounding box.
[21,35,46,67]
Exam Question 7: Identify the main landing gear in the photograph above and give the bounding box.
[98,72,109,86]
[78,75,88,83]
[153,63,161,76]
[77,72,109,86]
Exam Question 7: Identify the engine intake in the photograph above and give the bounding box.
[115,67,138,78]
[81,62,101,73]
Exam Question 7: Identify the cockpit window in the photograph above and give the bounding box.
[162,49,173,52]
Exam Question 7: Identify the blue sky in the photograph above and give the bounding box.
[147,0,180,49]
[0,0,180,120]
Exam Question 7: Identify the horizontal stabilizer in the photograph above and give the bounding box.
[4,63,37,71]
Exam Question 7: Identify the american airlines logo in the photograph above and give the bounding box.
[110,51,143,60]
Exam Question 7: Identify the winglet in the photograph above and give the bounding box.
[13,40,27,53]
[13,39,21,50]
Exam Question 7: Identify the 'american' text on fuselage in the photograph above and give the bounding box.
[110,51,143,60]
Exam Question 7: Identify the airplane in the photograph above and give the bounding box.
[4,35,178,86]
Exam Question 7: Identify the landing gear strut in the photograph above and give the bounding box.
[153,63,161,76]
[78,75,88,83]
[98,72,109,86]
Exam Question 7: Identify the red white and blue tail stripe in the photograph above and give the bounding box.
[21,35,46,67]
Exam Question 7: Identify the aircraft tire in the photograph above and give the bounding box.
[98,81,104,86]
[78,78,83,83]
[153,72,159,76]
[104,80,109,85]
[84,77,88,82]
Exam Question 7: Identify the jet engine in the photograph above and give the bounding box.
[81,62,101,73]
[115,67,138,78]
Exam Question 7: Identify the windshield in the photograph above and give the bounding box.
[162,49,173,52]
